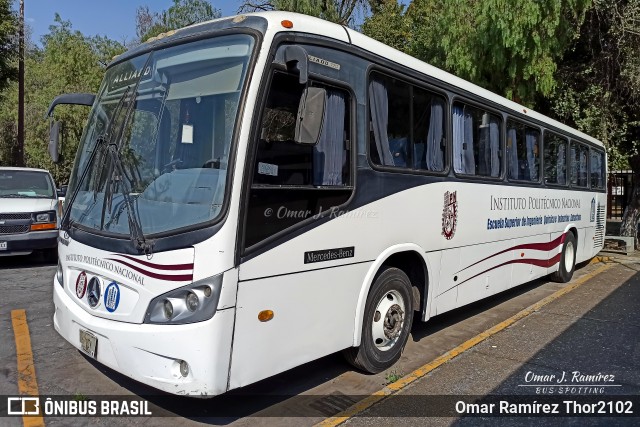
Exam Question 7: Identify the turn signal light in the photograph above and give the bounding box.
[281,20,293,29]
[31,222,56,231]
[258,310,274,322]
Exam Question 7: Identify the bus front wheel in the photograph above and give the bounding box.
[550,232,577,283]
[344,267,414,374]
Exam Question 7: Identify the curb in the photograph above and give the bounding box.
[589,255,613,264]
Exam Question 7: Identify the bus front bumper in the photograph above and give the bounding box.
[53,279,234,396]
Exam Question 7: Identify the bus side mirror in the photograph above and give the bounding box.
[294,87,326,145]
[49,120,63,164]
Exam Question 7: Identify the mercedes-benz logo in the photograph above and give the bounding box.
[87,277,101,309]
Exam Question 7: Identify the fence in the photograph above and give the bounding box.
[607,170,635,220]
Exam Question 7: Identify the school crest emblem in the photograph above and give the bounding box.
[442,190,458,240]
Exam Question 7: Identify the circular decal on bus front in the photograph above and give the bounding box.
[104,282,120,313]
[75,271,87,299]
[87,277,101,309]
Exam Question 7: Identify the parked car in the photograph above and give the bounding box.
[0,167,64,260]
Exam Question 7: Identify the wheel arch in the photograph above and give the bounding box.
[559,224,579,258]
[557,225,579,252]
[352,244,432,347]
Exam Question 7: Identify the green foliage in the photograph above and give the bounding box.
[136,0,221,42]
[548,0,640,173]
[25,16,125,183]
[0,15,125,182]
[0,0,17,92]
[403,0,591,106]
[385,369,403,384]
[240,0,365,26]
[361,0,409,51]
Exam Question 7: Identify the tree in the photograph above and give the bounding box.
[397,0,591,106]
[136,0,221,42]
[239,0,366,26]
[547,0,640,243]
[361,0,409,51]
[0,15,125,182]
[0,0,16,92]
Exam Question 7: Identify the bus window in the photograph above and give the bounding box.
[590,149,606,189]
[414,87,446,171]
[255,71,350,186]
[452,102,501,177]
[506,120,540,182]
[368,73,446,172]
[544,132,568,185]
[244,71,352,248]
[570,142,589,188]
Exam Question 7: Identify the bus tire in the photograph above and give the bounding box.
[550,232,576,283]
[344,267,413,374]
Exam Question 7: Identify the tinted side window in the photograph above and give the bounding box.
[244,71,353,249]
[506,120,540,182]
[369,73,446,172]
[413,86,446,171]
[544,132,568,185]
[452,102,502,177]
[590,149,606,190]
[570,142,589,188]
[255,71,350,187]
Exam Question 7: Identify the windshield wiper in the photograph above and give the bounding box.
[104,143,152,254]
[0,194,32,198]
[99,53,154,255]
[59,86,132,232]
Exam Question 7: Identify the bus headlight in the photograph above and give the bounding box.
[163,300,174,319]
[186,292,199,312]
[144,274,223,324]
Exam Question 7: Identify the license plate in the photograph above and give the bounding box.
[79,329,98,358]
[0,242,6,250]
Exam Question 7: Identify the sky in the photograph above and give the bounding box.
[19,0,242,45]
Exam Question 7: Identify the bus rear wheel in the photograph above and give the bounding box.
[344,267,413,374]
[550,232,576,283]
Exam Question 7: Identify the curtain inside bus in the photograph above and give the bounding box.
[453,105,476,174]
[526,130,538,181]
[507,127,518,179]
[368,80,394,165]
[478,116,500,177]
[590,150,604,189]
[426,99,444,171]
[557,142,566,184]
[313,90,346,185]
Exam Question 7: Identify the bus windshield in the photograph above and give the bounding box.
[66,34,255,237]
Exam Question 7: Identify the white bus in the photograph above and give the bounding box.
[49,12,607,396]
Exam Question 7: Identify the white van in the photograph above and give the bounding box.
[0,167,62,260]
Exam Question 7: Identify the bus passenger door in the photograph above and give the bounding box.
[231,63,356,388]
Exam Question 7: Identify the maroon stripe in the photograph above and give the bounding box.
[106,258,193,282]
[457,233,566,274]
[111,254,193,271]
[457,253,562,286]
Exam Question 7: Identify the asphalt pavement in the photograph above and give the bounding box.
[341,257,640,426]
